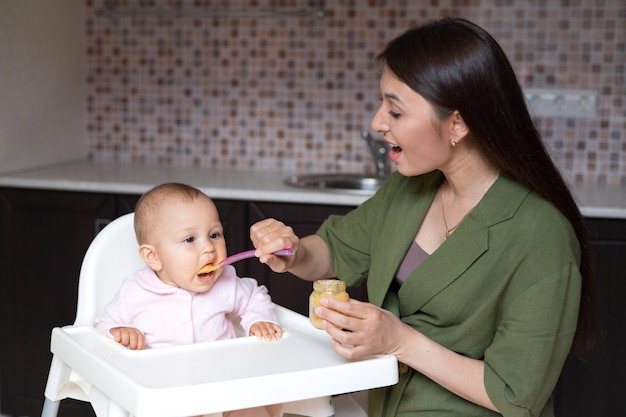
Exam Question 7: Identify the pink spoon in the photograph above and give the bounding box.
[219,248,294,267]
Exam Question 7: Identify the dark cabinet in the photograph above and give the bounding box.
[0,188,116,417]
[554,218,626,417]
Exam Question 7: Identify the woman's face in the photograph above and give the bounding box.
[371,67,454,177]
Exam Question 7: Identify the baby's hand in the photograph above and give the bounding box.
[249,322,283,341]
[110,327,145,350]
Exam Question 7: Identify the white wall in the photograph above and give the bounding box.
[0,0,85,173]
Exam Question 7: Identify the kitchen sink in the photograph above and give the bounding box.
[284,173,384,194]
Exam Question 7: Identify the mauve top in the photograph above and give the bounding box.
[395,240,430,285]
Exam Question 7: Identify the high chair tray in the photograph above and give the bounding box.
[49,306,398,417]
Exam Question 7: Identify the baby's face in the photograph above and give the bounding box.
[148,197,228,292]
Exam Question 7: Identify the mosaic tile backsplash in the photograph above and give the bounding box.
[85,0,626,185]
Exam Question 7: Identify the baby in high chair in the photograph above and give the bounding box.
[95,182,283,417]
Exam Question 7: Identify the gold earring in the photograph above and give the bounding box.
[450,139,459,147]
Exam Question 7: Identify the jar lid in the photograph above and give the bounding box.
[313,279,347,292]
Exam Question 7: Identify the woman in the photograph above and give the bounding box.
[251,18,594,417]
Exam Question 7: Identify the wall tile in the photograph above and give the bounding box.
[86,0,626,184]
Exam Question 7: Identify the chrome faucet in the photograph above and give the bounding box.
[362,131,391,179]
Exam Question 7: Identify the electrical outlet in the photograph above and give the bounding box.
[524,88,598,119]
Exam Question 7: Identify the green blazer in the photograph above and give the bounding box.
[317,171,581,417]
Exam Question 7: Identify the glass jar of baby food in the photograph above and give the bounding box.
[309,279,349,329]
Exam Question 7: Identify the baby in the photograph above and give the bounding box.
[96,182,282,348]
[95,182,283,416]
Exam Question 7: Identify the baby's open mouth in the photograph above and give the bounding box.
[197,262,220,275]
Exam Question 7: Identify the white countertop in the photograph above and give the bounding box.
[0,160,372,206]
[0,159,624,219]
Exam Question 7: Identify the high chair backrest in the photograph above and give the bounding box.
[73,212,144,326]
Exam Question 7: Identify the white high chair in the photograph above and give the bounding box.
[41,212,397,417]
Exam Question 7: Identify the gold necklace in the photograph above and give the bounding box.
[441,190,475,239]
[441,172,500,239]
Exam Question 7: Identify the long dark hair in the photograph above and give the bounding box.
[377,17,595,357]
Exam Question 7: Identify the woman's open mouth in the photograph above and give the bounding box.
[389,145,402,162]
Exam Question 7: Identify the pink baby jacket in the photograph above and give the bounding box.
[95,265,278,348]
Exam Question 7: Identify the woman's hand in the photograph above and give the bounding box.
[314,297,411,360]
[250,218,299,272]
[317,297,498,412]
[251,219,335,280]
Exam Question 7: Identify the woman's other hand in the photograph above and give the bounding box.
[314,297,410,360]
[316,297,497,411]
